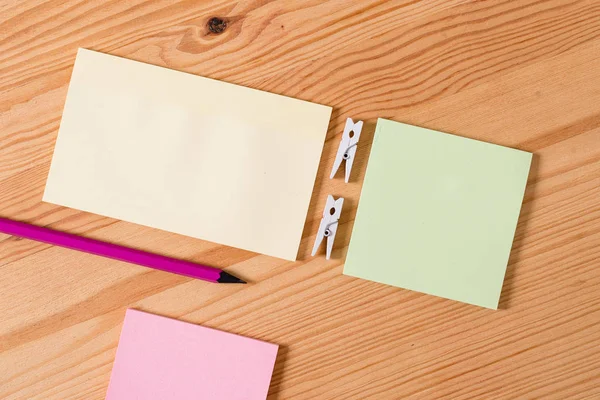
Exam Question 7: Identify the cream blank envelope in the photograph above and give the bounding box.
[106,309,278,400]
[44,49,332,260]
[344,119,532,309]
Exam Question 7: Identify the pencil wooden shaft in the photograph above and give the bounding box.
[0,217,222,282]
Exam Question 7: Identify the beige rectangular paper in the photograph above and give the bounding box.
[44,49,332,260]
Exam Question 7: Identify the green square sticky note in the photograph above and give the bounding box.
[344,119,532,309]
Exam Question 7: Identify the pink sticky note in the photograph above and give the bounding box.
[106,309,279,400]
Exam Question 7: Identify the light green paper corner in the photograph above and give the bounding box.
[343,119,532,309]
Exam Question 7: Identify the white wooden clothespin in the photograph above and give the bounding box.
[311,195,344,260]
[330,118,364,183]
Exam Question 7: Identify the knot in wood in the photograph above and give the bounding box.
[207,17,227,34]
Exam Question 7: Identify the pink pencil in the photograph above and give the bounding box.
[0,217,245,284]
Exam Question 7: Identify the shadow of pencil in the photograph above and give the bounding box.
[266,345,288,400]
[498,153,540,309]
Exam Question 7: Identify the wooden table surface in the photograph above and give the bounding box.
[1,0,599,398]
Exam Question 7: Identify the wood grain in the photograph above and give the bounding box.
[1,0,599,398]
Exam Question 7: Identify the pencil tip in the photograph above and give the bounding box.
[217,271,246,284]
